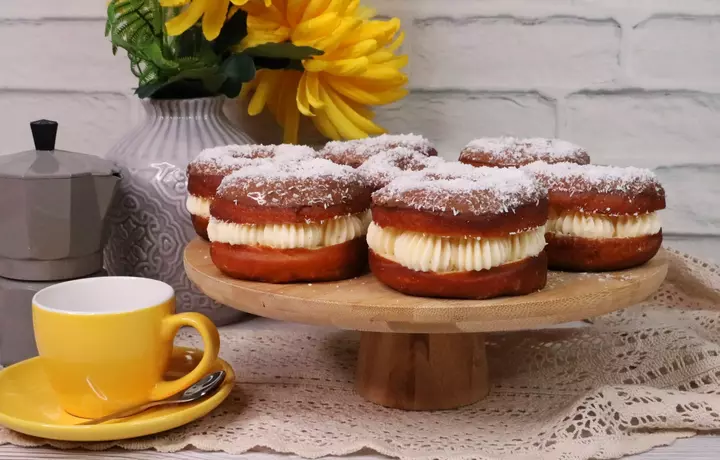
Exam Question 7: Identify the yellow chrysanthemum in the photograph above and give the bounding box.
[239,0,408,143]
[161,0,271,40]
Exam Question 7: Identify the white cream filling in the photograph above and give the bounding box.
[207,211,371,249]
[186,194,212,219]
[366,222,546,273]
[547,209,661,239]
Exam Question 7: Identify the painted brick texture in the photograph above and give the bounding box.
[0,0,718,259]
[630,16,720,85]
[0,92,134,157]
[0,21,135,92]
[565,91,720,167]
[375,92,556,155]
[410,17,621,89]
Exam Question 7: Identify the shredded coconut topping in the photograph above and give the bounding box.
[461,137,589,166]
[221,158,356,183]
[323,134,434,155]
[194,144,272,163]
[321,134,436,167]
[522,161,664,196]
[190,143,317,173]
[373,161,547,216]
[271,144,319,161]
[217,158,367,208]
[357,147,446,189]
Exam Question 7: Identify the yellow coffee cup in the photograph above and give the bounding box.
[32,276,220,419]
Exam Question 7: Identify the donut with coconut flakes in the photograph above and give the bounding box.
[357,146,446,191]
[208,158,372,283]
[186,144,317,239]
[367,162,549,299]
[522,161,665,271]
[459,137,590,168]
[321,133,437,168]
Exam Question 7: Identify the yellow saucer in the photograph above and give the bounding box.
[0,347,235,442]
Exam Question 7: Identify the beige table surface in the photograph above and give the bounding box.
[1,439,720,460]
[0,317,716,460]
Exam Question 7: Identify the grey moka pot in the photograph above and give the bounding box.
[0,120,121,365]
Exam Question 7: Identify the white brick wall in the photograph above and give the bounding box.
[630,16,720,84]
[411,17,621,89]
[0,0,717,261]
[565,91,720,167]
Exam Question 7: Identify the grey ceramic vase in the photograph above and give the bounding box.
[104,96,254,326]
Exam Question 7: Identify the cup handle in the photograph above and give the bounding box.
[149,312,221,401]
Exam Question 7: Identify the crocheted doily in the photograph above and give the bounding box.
[2,248,720,460]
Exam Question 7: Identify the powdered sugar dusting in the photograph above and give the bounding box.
[357,147,446,189]
[373,162,546,215]
[522,161,664,196]
[217,158,366,208]
[461,137,589,166]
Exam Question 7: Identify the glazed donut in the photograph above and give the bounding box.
[186,144,317,239]
[459,137,590,168]
[208,158,373,283]
[357,146,445,191]
[367,162,549,299]
[522,161,666,271]
[321,133,437,168]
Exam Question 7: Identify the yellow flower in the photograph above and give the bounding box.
[239,0,408,143]
[161,0,271,40]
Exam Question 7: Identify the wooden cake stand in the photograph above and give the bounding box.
[184,238,668,411]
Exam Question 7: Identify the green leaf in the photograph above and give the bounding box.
[107,0,252,99]
[219,78,244,98]
[243,42,323,60]
[213,10,248,55]
[221,53,256,83]
[176,26,202,58]
[252,56,290,70]
[137,79,216,99]
[166,67,225,93]
[107,0,166,86]
[107,0,162,51]
[252,56,306,71]
[135,81,167,98]
[217,53,256,98]
[171,67,220,81]
[144,42,181,71]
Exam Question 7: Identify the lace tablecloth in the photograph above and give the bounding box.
[2,248,720,460]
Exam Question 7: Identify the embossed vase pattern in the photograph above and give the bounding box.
[104,97,254,326]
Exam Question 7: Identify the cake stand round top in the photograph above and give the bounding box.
[184,239,668,334]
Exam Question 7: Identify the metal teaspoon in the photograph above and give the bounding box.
[77,370,227,425]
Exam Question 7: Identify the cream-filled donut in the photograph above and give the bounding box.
[186,144,317,239]
[208,158,372,283]
[368,162,549,299]
[522,161,666,271]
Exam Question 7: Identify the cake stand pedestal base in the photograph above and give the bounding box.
[184,238,669,411]
[356,332,489,410]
